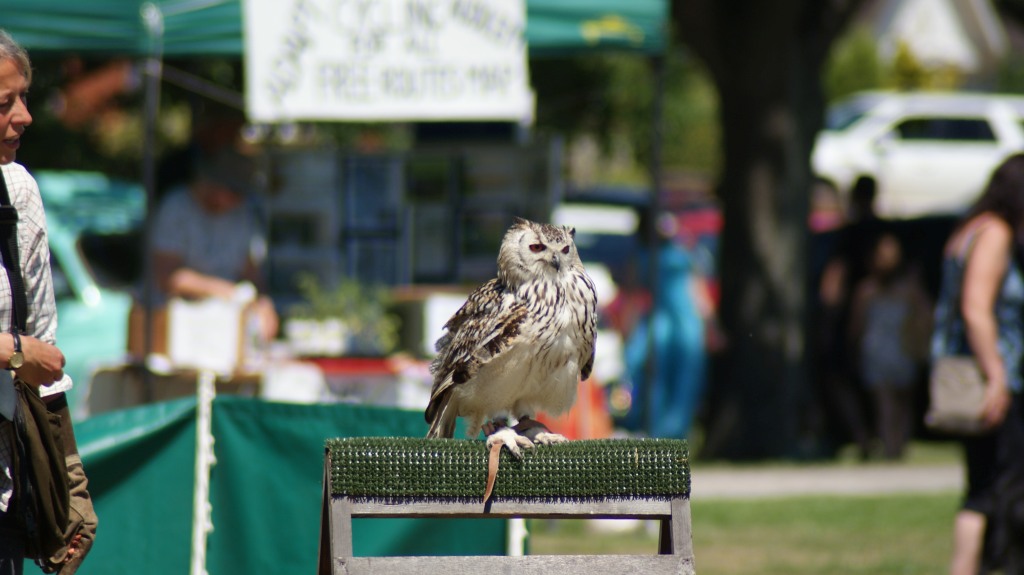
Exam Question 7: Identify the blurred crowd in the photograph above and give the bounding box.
[598,158,1024,574]
[815,177,935,462]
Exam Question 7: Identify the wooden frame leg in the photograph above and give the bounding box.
[658,498,693,555]
[318,452,332,575]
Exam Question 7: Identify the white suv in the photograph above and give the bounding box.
[812,91,1024,218]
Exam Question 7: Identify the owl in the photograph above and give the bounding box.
[425,217,598,457]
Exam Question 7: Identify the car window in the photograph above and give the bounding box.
[894,117,996,142]
[827,109,868,131]
[824,97,881,130]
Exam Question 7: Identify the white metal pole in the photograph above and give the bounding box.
[506,518,528,556]
[190,369,218,575]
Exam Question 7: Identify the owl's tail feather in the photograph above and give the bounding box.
[426,398,457,438]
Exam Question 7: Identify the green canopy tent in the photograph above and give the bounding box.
[0,0,671,349]
[2,0,667,56]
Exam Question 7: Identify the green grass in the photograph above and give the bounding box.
[831,439,961,466]
[528,492,959,574]
[688,440,962,471]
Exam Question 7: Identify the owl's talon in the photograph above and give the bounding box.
[486,427,533,459]
[532,431,568,445]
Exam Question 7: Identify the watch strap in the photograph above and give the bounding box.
[8,331,22,370]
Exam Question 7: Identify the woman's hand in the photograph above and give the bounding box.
[981,379,1012,428]
[16,334,66,388]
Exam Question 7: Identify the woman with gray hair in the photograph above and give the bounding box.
[0,28,97,574]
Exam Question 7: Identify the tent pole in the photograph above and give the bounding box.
[140,0,164,392]
[141,55,162,393]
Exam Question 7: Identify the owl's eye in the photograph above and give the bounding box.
[529,244,545,253]
[561,245,570,254]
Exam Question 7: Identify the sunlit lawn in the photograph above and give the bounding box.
[527,441,962,574]
[528,492,958,574]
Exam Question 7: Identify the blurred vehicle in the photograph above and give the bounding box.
[552,188,646,287]
[35,170,144,415]
[49,219,133,414]
[812,90,1024,218]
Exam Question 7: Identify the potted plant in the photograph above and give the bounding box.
[285,273,401,357]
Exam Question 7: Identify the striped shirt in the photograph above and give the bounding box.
[0,163,70,513]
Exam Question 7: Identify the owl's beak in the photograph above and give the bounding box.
[550,255,561,271]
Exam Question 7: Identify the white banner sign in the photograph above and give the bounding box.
[243,0,534,123]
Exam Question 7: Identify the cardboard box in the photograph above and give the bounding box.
[128,298,259,376]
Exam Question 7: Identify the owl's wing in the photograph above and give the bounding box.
[426,279,528,422]
[580,336,596,382]
[577,270,599,382]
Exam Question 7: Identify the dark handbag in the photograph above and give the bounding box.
[11,381,71,566]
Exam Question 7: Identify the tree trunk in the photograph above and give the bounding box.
[676,1,861,459]
[702,79,814,459]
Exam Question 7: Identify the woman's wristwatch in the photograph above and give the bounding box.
[8,331,23,369]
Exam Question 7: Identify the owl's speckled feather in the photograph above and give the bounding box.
[425,217,598,439]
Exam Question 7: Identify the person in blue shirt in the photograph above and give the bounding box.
[621,209,714,439]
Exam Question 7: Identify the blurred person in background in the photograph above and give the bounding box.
[847,232,931,460]
[930,153,1024,575]
[156,106,246,204]
[620,209,715,439]
[148,148,278,342]
[818,176,887,459]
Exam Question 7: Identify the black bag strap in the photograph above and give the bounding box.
[0,167,27,334]
[940,229,975,347]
